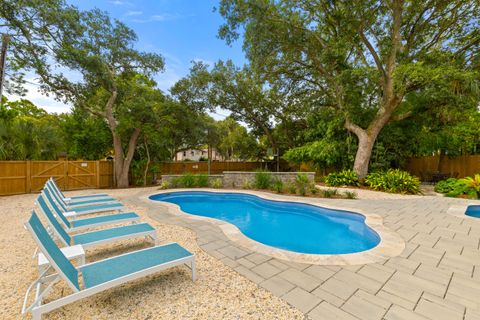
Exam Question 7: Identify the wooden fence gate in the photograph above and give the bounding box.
[0,160,114,196]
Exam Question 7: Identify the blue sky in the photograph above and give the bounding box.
[14,0,245,114]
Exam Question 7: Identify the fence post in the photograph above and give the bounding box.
[96,161,101,189]
[25,160,31,193]
[63,160,68,190]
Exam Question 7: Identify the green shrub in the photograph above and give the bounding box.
[242,179,253,189]
[271,178,284,193]
[295,173,310,196]
[178,173,196,188]
[325,169,360,187]
[211,178,223,189]
[454,174,480,199]
[170,176,181,188]
[343,191,357,199]
[310,184,318,195]
[159,181,170,190]
[254,169,272,189]
[322,189,338,198]
[195,174,209,187]
[434,178,458,194]
[285,182,297,194]
[365,169,420,194]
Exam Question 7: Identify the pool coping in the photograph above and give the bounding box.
[143,188,405,265]
[447,202,480,220]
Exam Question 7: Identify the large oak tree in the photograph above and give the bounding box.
[218,0,480,178]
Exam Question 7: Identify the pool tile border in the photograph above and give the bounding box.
[144,189,405,265]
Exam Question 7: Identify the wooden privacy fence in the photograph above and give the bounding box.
[159,161,269,175]
[406,155,480,180]
[0,160,114,196]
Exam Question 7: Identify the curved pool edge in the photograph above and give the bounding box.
[447,201,480,220]
[144,188,406,266]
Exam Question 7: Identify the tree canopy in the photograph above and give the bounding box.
[217,0,480,178]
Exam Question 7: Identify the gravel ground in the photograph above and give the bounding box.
[0,188,303,320]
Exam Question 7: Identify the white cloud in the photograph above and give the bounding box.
[125,11,142,17]
[131,13,191,23]
[7,80,72,114]
[109,0,133,6]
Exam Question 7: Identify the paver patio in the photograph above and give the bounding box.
[126,189,480,320]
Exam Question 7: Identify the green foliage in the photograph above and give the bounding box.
[254,170,272,189]
[446,174,480,199]
[365,170,420,194]
[434,178,459,194]
[242,179,253,189]
[295,173,310,196]
[325,170,360,187]
[270,178,284,193]
[178,173,196,188]
[211,178,223,189]
[343,191,358,199]
[285,182,297,194]
[216,117,259,160]
[196,174,209,187]
[322,189,338,198]
[218,0,480,177]
[159,181,170,190]
[60,107,111,160]
[310,185,318,195]
[0,99,64,160]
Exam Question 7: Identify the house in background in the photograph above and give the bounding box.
[175,148,224,161]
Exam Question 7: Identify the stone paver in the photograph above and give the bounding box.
[251,262,282,278]
[309,301,359,320]
[341,294,387,320]
[278,268,321,292]
[384,305,430,320]
[281,287,321,313]
[132,188,480,320]
[259,276,295,297]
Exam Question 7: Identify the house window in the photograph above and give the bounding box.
[183,151,186,156]
[191,151,195,156]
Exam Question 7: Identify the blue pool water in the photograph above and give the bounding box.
[150,191,380,254]
[466,205,480,218]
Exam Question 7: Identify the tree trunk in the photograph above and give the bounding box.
[345,106,395,180]
[143,138,150,187]
[116,169,130,189]
[352,133,377,180]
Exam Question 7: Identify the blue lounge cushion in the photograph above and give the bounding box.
[71,212,139,228]
[73,202,123,213]
[28,212,80,290]
[72,223,155,245]
[68,197,117,206]
[37,195,72,244]
[71,193,110,199]
[80,243,193,288]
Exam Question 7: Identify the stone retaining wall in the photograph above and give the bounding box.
[223,171,315,188]
[161,174,223,185]
[161,172,315,188]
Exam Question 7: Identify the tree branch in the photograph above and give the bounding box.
[391,111,413,121]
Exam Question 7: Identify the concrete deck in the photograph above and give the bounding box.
[126,189,480,320]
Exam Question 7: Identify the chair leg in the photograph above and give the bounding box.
[31,309,42,320]
[191,259,197,281]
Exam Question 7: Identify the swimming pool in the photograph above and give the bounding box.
[466,205,480,218]
[150,191,380,255]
